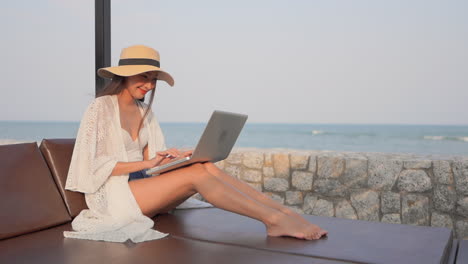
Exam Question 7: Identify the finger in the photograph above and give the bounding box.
[157,151,169,157]
[167,149,182,158]
[160,157,175,165]
[161,149,174,156]
[164,153,177,159]
[158,151,177,159]
[172,149,182,156]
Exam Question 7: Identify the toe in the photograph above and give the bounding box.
[307,232,318,240]
[296,232,306,239]
[319,231,327,238]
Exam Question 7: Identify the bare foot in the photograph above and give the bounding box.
[283,209,328,239]
[266,212,305,239]
[266,212,327,240]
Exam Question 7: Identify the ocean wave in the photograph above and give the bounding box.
[310,130,377,137]
[423,136,468,142]
[311,130,326,135]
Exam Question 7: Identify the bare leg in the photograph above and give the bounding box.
[202,162,328,238]
[156,194,193,215]
[129,163,320,240]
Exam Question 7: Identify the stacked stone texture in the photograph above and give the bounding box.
[209,149,468,239]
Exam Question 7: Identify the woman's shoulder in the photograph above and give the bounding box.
[84,95,115,113]
[90,95,113,105]
[92,95,114,104]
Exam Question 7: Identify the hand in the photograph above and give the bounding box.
[145,148,185,169]
[162,148,193,158]
[159,148,184,161]
[180,149,193,157]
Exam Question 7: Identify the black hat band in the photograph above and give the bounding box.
[118,58,160,68]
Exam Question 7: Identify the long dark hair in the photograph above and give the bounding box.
[96,76,156,133]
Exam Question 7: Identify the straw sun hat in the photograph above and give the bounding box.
[97,45,174,86]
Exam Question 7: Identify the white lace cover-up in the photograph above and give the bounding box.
[64,95,211,243]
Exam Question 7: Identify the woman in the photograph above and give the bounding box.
[64,45,327,243]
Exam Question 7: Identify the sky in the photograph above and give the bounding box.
[1,0,467,125]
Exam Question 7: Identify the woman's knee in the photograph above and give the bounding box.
[201,162,222,174]
[187,163,213,182]
[202,162,217,169]
[188,162,206,171]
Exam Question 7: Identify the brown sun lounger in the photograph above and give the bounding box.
[0,139,461,263]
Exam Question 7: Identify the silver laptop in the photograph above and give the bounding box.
[146,110,248,175]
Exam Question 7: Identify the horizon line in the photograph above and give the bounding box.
[1,120,468,126]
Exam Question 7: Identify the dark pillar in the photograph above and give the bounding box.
[95,0,111,96]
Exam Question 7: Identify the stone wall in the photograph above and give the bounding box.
[209,148,468,239]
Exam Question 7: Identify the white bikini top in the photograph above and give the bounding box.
[122,126,149,162]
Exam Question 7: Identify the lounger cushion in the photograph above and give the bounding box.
[157,208,454,264]
[0,143,71,239]
[0,222,346,264]
[457,240,468,264]
[39,139,87,217]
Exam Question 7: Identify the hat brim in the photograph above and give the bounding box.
[97,65,174,86]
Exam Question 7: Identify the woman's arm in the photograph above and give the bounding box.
[110,148,185,176]
[110,145,156,176]
[111,144,151,176]
[110,160,153,176]
[143,144,149,161]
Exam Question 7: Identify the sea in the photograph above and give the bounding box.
[1,121,467,157]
